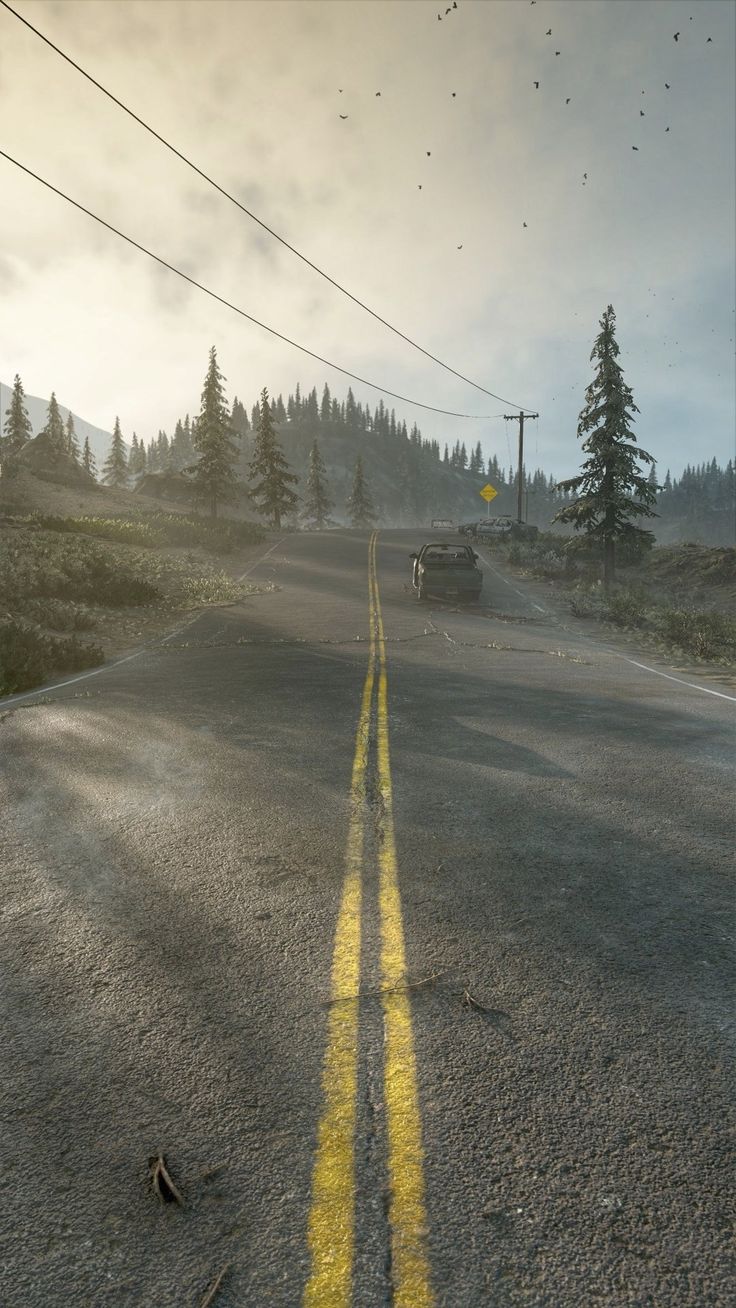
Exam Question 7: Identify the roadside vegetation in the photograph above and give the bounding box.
[17,510,264,553]
[499,533,736,664]
[0,519,263,696]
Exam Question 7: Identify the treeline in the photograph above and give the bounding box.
[2,367,733,543]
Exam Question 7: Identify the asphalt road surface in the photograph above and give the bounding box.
[1,529,734,1308]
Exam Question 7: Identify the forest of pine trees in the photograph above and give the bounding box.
[2,366,733,544]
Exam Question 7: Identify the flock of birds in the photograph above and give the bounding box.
[335,4,720,240]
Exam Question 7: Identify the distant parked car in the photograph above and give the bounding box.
[410,542,483,602]
[473,518,514,540]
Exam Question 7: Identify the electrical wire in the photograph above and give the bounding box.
[0,0,536,414]
[1,148,504,420]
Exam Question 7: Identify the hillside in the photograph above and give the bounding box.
[0,380,114,466]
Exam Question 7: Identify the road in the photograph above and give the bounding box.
[1,529,734,1308]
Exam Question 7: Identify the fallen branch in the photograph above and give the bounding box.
[200,1263,231,1308]
[149,1152,185,1207]
[461,989,489,1014]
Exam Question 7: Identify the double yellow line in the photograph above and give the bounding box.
[304,532,434,1307]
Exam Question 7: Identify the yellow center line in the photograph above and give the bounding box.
[305,532,433,1307]
[372,536,435,1308]
[303,532,377,1307]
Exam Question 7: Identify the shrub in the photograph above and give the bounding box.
[21,597,97,631]
[569,584,605,618]
[653,609,736,661]
[0,620,104,695]
[602,585,650,628]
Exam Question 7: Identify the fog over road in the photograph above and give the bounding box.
[1,530,733,1307]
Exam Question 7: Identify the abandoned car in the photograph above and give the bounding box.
[409,543,483,602]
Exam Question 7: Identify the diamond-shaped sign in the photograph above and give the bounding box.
[480,483,498,502]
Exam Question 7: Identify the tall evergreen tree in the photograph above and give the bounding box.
[189,346,239,517]
[102,416,129,487]
[129,432,147,481]
[40,392,67,456]
[1,373,32,460]
[65,411,81,463]
[303,439,333,528]
[82,434,97,480]
[346,454,376,527]
[249,387,298,529]
[320,383,332,426]
[552,305,657,585]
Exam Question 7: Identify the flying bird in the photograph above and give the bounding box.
[665,126,670,131]
[457,245,463,249]
[707,36,712,42]
[632,145,639,150]
[555,51,560,55]
[640,109,645,116]
[418,184,422,189]
[523,222,528,227]
[583,172,587,178]
[446,6,451,13]
[546,28,551,35]
[427,151,431,156]
[452,91,456,96]
[566,97,571,104]
[375,91,381,96]
[339,114,348,120]
[673,31,680,40]
[534,80,540,88]
[665,82,670,88]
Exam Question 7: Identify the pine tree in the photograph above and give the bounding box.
[102,416,129,487]
[249,387,298,529]
[82,434,97,480]
[128,432,146,482]
[1,373,32,460]
[189,346,240,517]
[443,444,449,466]
[552,305,657,585]
[65,411,81,463]
[320,384,332,426]
[40,392,67,456]
[346,454,376,527]
[303,439,333,528]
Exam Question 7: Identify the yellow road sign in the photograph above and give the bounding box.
[480,483,498,502]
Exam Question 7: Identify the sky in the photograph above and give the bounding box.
[1,0,734,481]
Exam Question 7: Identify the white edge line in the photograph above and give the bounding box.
[1,536,285,711]
[612,657,736,703]
[237,536,285,580]
[477,550,736,704]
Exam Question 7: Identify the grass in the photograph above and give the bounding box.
[500,534,736,665]
[0,519,262,697]
[21,511,265,554]
[569,581,736,663]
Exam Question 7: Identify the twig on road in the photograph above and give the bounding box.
[199,1263,231,1307]
[150,1152,185,1207]
[461,988,489,1013]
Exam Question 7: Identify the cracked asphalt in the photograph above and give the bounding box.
[0,529,734,1307]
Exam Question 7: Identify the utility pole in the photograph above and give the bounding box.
[504,411,538,522]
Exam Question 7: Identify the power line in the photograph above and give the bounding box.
[0,0,536,415]
[1,148,504,420]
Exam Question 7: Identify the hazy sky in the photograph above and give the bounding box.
[1,0,734,480]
